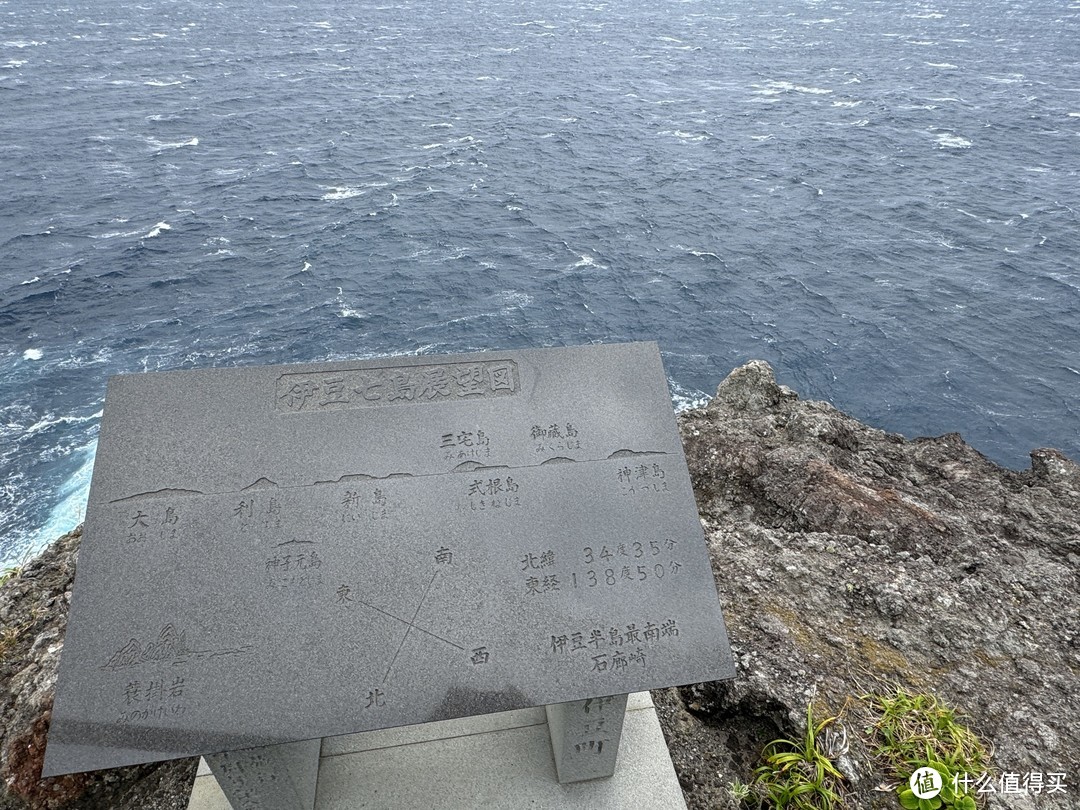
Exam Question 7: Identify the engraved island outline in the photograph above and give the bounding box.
[106,448,675,505]
[96,447,684,698]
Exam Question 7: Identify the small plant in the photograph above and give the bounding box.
[730,777,756,803]
[1,542,36,587]
[729,776,753,802]
[752,701,845,809]
[0,623,26,661]
[0,563,21,588]
[864,686,990,810]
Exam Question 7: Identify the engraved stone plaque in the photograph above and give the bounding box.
[42,342,735,777]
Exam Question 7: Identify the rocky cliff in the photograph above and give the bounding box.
[1,361,1077,809]
[656,361,1079,810]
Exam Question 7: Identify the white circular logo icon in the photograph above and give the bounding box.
[910,766,943,799]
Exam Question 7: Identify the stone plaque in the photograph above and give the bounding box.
[42,342,734,777]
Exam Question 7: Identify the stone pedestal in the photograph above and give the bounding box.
[204,739,320,810]
[545,694,629,783]
[190,693,686,810]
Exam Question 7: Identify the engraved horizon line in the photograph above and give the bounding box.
[110,488,206,503]
[107,450,672,503]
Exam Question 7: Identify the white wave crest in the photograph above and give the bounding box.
[24,442,97,562]
[22,410,101,438]
[572,253,608,270]
[669,380,709,412]
[659,129,709,142]
[148,136,199,150]
[935,132,972,149]
[755,80,833,96]
[321,186,364,200]
[94,227,143,239]
[22,348,44,361]
[144,221,171,237]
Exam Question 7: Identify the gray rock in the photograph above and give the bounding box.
[655,361,1079,810]
[0,529,197,809]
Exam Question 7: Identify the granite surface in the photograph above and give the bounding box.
[42,344,734,777]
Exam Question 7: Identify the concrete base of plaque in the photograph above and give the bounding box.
[189,692,686,809]
[204,738,320,810]
[545,693,629,783]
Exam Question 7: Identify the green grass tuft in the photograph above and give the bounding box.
[0,564,21,588]
[864,686,991,810]
[752,701,846,809]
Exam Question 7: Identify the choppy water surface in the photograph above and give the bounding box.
[2,0,1079,564]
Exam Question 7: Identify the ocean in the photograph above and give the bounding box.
[1,0,1078,566]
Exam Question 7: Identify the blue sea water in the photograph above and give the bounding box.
[1,0,1078,566]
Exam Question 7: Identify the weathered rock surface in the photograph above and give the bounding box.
[1,360,1077,808]
[654,360,1080,810]
[0,528,196,809]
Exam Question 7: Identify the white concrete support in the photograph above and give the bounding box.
[204,738,321,810]
[545,693,629,784]
[190,693,687,809]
